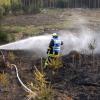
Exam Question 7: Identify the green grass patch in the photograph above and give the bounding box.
[2,18,72,41]
[0,31,9,42]
[2,25,44,34]
[45,20,71,30]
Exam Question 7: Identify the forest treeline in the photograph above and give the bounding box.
[0,0,100,15]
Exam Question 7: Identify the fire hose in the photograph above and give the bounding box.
[11,64,37,99]
[0,50,37,99]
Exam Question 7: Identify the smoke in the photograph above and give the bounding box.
[0,14,100,57]
[59,30,96,55]
[0,30,99,57]
[59,14,100,55]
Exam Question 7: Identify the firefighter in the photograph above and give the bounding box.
[47,33,63,55]
[45,33,63,67]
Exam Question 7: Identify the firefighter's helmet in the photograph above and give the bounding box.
[52,33,58,37]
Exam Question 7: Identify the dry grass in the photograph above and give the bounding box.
[7,52,16,62]
[0,72,9,87]
[27,66,54,100]
[45,55,63,69]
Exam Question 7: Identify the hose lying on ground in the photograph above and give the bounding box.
[11,64,37,98]
[0,50,37,99]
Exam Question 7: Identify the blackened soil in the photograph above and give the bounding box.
[0,50,100,100]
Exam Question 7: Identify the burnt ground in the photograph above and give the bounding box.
[0,50,100,100]
[0,9,100,100]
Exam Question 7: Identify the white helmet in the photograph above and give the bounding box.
[52,33,58,37]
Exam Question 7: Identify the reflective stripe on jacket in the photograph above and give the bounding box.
[53,38,61,52]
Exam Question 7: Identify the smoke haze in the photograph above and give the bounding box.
[0,30,99,57]
[0,15,100,57]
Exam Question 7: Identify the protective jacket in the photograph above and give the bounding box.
[47,37,63,55]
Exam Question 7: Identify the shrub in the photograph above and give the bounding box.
[34,66,54,100]
[0,72,9,87]
[11,2,22,14]
[88,39,96,55]
[3,5,11,15]
[0,31,8,42]
[0,6,5,17]
[0,6,8,43]
[56,0,68,8]
[7,52,16,63]
[28,5,40,14]
[22,4,40,14]
[27,66,54,100]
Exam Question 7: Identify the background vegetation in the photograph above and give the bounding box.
[0,0,100,16]
[0,0,100,43]
[0,6,9,43]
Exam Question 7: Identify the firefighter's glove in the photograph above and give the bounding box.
[47,48,51,54]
